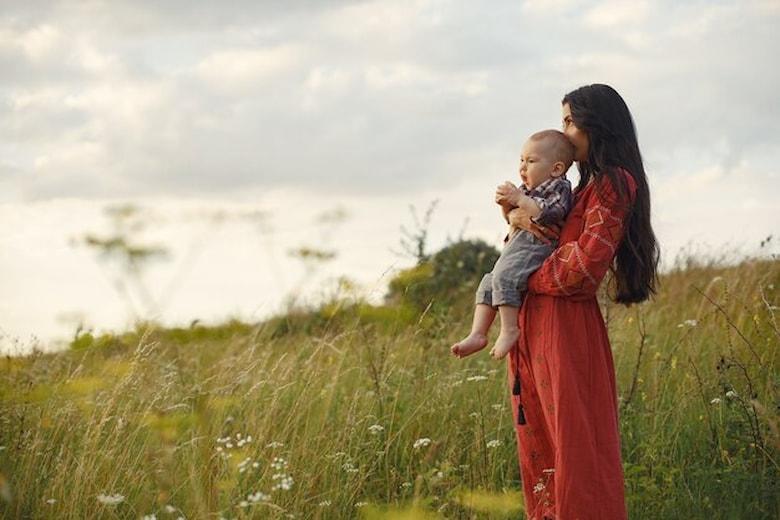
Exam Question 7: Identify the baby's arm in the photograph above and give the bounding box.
[528,179,573,227]
[500,192,543,225]
[496,182,540,238]
[513,193,543,220]
[496,182,515,225]
[504,178,572,228]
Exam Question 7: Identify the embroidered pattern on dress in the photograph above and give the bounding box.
[583,229,616,253]
[531,468,556,519]
[585,204,622,224]
[572,243,597,285]
[550,254,571,296]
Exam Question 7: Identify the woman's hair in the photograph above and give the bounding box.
[562,83,660,304]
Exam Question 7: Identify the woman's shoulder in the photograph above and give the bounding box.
[617,167,637,194]
[591,167,636,207]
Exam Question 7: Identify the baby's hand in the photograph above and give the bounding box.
[495,181,520,205]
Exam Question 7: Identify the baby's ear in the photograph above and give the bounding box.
[550,161,566,177]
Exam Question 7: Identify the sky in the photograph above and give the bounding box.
[2,0,779,354]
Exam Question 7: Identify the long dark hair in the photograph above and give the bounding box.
[562,84,659,304]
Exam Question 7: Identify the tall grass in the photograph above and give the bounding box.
[1,257,778,519]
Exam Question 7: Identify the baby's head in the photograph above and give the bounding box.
[519,129,574,189]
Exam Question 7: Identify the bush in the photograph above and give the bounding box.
[386,239,499,312]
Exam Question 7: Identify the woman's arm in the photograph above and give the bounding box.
[527,172,636,298]
[500,201,514,224]
[507,205,560,244]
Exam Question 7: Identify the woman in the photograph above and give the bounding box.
[504,84,659,519]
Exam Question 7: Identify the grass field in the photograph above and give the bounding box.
[1,256,778,519]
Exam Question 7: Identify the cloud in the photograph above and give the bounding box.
[0,0,778,204]
[583,0,649,28]
[11,24,62,61]
[194,45,304,93]
[521,0,584,15]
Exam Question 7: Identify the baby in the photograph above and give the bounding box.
[451,129,574,360]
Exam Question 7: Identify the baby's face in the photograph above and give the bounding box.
[519,138,559,190]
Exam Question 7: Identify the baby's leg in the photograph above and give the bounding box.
[489,234,533,360]
[452,273,496,358]
[489,304,520,360]
[451,303,496,358]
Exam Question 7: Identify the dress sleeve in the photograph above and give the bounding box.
[527,171,636,298]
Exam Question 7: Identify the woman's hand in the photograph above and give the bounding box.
[507,207,561,245]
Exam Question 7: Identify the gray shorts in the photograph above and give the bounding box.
[475,229,555,308]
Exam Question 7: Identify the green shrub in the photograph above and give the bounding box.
[386,239,499,312]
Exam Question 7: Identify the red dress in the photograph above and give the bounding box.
[508,168,636,519]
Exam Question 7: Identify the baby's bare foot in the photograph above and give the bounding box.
[451,333,488,358]
[489,328,520,360]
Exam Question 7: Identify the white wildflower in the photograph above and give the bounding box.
[491,404,504,411]
[46,499,56,504]
[271,457,288,470]
[238,500,249,508]
[248,491,269,503]
[401,482,412,489]
[164,505,177,513]
[413,438,432,449]
[318,500,332,507]
[96,493,125,506]
[466,375,488,382]
[726,390,738,398]
[355,502,368,507]
[677,319,698,328]
[238,457,252,473]
[271,474,294,491]
[486,439,501,448]
[142,515,157,520]
[266,441,284,448]
[368,424,385,435]
[710,397,721,404]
